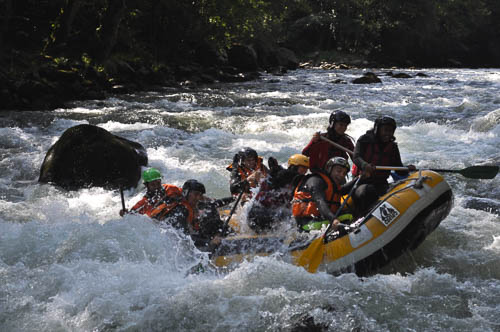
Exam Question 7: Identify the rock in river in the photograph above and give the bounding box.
[39,124,148,190]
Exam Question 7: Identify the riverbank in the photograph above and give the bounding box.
[1,42,307,111]
[0,54,261,112]
[1,68,499,332]
[0,48,482,112]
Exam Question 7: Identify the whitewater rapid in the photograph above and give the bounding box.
[1,68,499,331]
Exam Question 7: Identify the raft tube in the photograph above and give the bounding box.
[213,170,453,276]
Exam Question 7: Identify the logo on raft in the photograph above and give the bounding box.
[373,202,400,226]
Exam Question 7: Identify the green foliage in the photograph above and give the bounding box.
[199,0,287,47]
[81,54,92,66]
[1,0,499,69]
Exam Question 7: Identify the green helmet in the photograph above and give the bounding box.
[142,168,162,183]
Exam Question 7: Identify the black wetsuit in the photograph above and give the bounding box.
[353,129,409,217]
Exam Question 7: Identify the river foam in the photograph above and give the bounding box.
[1,68,499,331]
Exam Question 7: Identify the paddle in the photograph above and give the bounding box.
[320,135,498,179]
[296,176,361,273]
[223,185,246,229]
[319,135,353,156]
[375,165,499,179]
[117,178,128,217]
[119,185,126,211]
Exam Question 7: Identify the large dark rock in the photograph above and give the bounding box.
[39,124,148,190]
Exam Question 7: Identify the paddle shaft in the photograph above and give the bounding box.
[223,187,245,228]
[320,133,498,179]
[320,136,407,173]
[323,176,361,237]
[119,186,126,211]
[375,165,498,179]
[319,135,353,156]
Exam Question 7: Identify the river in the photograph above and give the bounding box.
[1,68,499,331]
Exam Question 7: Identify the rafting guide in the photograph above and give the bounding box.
[352,116,416,218]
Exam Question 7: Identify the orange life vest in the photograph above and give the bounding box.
[226,157,267,184]
[131,184,180,217]
[149,187,199,230]
[292,173,341,218]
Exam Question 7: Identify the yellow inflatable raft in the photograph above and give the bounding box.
[212,170,453,275]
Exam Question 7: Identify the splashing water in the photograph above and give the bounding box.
[1,68,499,331]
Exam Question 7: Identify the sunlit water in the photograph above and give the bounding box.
[1,68,499,331]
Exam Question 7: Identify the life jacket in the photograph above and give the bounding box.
[131,184,180,217]
[148,184,183,219]
[304,134,354,170]
[352,141,396,181]
[149,188,199,231]
[227,157,268,198]
[329,134,354,159]
[226,156,267,183]
[292,172,342,218]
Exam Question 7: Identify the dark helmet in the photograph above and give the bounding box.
[238,147,258,161]
[374,116,397,135]
[182,179,206,197]
[329,110,351,126]
[324,157,350,174]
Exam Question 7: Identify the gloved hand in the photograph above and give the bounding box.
[268,157,283,176]
[268,156,278,169]
[362,163,376,178]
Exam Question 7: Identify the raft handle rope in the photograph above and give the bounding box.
[414,170,430,189]
[325,172,431,242]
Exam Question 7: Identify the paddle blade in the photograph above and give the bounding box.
[431,165,499,179]
[296,237,325,273]
[460,165,498,179]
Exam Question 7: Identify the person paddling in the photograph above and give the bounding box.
[227,147,269,198]
[302,110,355,171]
[352,116,416,217]
[119,168,180,217]
[247,154,310,232]
[292,157,357,231]
[151,179,231,251]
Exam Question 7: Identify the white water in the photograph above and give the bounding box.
[1,68,499,331]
